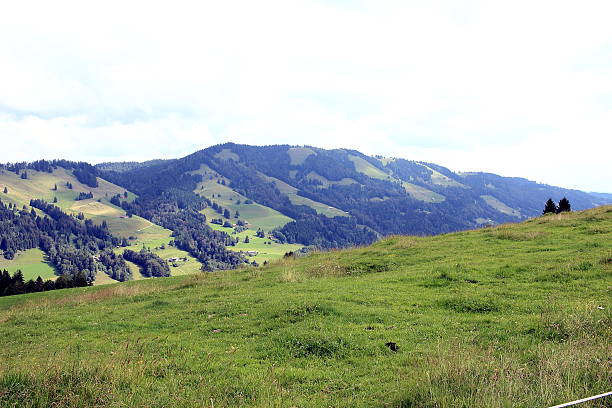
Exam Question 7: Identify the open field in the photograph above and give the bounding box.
[420,164,468,188]
[348,154,390,180]
[402,181,446,203]
[0,168,135,210]
[209,223,303,264]
[0,249,56,281]
[260,173,347,218]
[481,194,522,218]
[0,206,610,407]
[287,147,316,165]
[194,169,293,231]
[305,171,357,187]
[0,168,197,284]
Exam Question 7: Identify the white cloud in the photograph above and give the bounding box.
[0,0,611,191]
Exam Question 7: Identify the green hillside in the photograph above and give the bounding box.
[191,164,294,231]
[1,206,610,407]
[0,167,204,284]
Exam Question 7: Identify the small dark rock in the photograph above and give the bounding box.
[385,342,399,352]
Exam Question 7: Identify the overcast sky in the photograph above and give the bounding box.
[1,1,611,192]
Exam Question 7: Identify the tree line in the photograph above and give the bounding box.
[0,198,137,289]
[0,269,90,297]
[0,160,99,188]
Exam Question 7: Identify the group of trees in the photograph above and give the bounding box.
[123,249,170,277]
[0,198,140,291]
[73,167,99,188]
[97,250,132,281]
[0,270,90,297]
[543,198,571,214]
[75,191,94,201]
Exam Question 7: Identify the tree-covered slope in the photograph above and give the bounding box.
[0,162,244,288]
[98,143,611,249]
[0,206,610,407]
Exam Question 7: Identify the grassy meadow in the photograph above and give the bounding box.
[209,223,303,264]
[0,249,56,281]
[0,206,610,407]
[193,165,293,232]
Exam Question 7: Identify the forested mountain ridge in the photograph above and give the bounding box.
[97,143,610,247]
[1,143,610,287]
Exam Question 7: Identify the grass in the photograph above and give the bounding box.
[0,206,610,407]
[305,171,357,187]
[418,164,467,188]
[287,147,316,165]
[259,173,347,218]
[402,181,446,203]
[348,154,391,180]
[214,148,240,162]
[208,223,303,264]
[0,168,134,211]
[196,175,293,231]
[0,249,56,281]
[481,194,522,218]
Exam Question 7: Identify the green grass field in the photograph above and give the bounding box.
[0,206,610,407]
[481,195,522,218]
[402,181,446,203]
[420,164,468,188]
[260,174,347,218]
[287,147,316,165]
[305,171,357,187]
[214,148,240,161]
[348,154,391,180]
[0,249,56,281]
[195,172,293,231]
[209,223,303,264]
[0,168,134,210]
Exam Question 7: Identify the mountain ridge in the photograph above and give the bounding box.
[2,143,610,284]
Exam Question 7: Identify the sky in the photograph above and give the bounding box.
[1,1,611,192]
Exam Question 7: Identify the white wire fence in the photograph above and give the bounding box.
[548,391,611,408]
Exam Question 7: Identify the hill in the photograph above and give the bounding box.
[1,145,610,286]
[99,143,611,248]
[0,206,610,407]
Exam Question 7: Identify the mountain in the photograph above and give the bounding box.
[99,143,610,244]
[1,205,610,407]
[1,144,610,285]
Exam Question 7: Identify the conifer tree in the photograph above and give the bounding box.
[543,198,557,214]
[2,187,7,194]
[557,197,571,213]
[35,276,44,292]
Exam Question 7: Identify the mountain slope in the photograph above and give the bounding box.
[1,206,610,407]
[0,164,206,284]
[99,143,611,248]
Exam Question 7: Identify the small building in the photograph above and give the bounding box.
[245,251,258,257]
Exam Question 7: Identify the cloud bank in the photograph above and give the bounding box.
[0,0,611,191]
